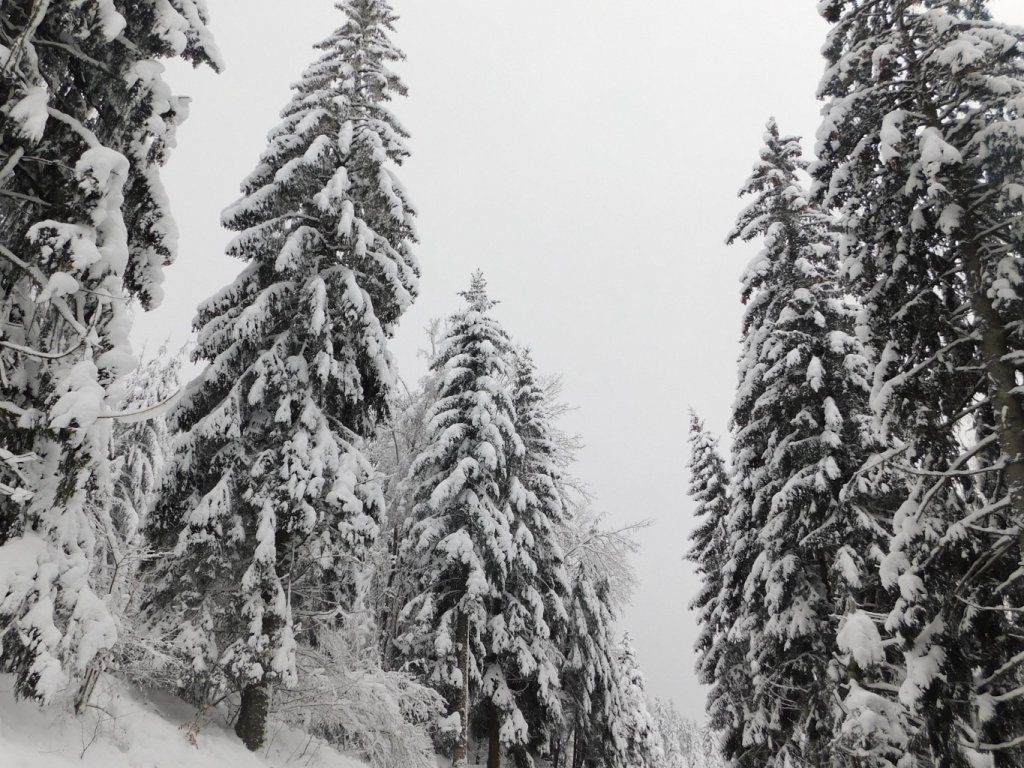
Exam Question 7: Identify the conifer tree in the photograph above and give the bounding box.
[613,634,662,768]
[496,348,572,765]
[721,120,877,767]
[558,572,624,768]
[651,698,688,768]
[685,411,730,703]
[111,349,180,546]
[814,3,1024,762]
[397,273,522,768]
[146,0,416,751]
[0,0,219,706]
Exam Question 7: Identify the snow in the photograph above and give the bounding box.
[879,110,906,163]
[8,85,49,143]
[48,361,105,435]
[0,674,370,768]
[91,0,128,41]
[837,611,884,669]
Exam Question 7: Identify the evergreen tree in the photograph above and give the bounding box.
[721,119,876,767]
[558,571,625,768]
[613,634,662,768]
[814,2,1024,763]
[0,0,219,706]
[651,698,687,768]
[554,505,648,768]
[146,0,416,751]
[397,273,522,768]
[497,347,572,765]
[649,698,726,768]
[685,411,730,707]
[111,349,181,546]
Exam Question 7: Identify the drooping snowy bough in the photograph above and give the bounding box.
[0,0,220,706]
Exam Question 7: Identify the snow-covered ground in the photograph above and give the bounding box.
[0,675,369,768]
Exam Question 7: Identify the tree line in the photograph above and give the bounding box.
[689,2,1024,767]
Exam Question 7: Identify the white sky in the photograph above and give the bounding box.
[136,0,1024,723]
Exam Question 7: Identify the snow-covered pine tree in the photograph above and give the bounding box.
[0,1,219,706]
[685,411,730,707]
[494,347,572,764]
[111,349,181,547]
[814,3,1024,762]
[557,571,624,768]
[74,348,183,706]
[650,697,726,768]
[555,505,645,768]
[651,698,687,768]
[722,119,877,767]
[613,634,662,768]
[145,0,416,751]
[396,273,522,768]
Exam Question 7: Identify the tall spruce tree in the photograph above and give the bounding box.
[490,348,572,766]
[397,273,522,768]
[146,0,416,751]
[686,411,730,708]
[0,1,219,706]
[721,120,877,767]
[814,3,1024,763]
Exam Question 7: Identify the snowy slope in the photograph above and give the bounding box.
[0,675,369,768]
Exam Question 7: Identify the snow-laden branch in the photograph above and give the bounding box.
[97,388,183,424]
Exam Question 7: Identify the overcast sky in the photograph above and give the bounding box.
[136,0,1024,723]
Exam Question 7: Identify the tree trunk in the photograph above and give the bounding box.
[452,611,470,768]
[381,525,403,670]
[235,680,269,752]
[73,664,101,715]
[551,740,561,768]
[487,709,501,768]
[571,729,582,768]
[964,237,1024,525]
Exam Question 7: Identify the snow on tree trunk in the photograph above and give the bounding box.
[453,611,471,768]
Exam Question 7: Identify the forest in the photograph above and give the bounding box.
[0,1,1023,768]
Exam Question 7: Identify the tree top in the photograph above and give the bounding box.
[459,270,498,312]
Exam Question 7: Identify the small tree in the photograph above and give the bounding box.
[613,634,662,768]
[557,509,644,768]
